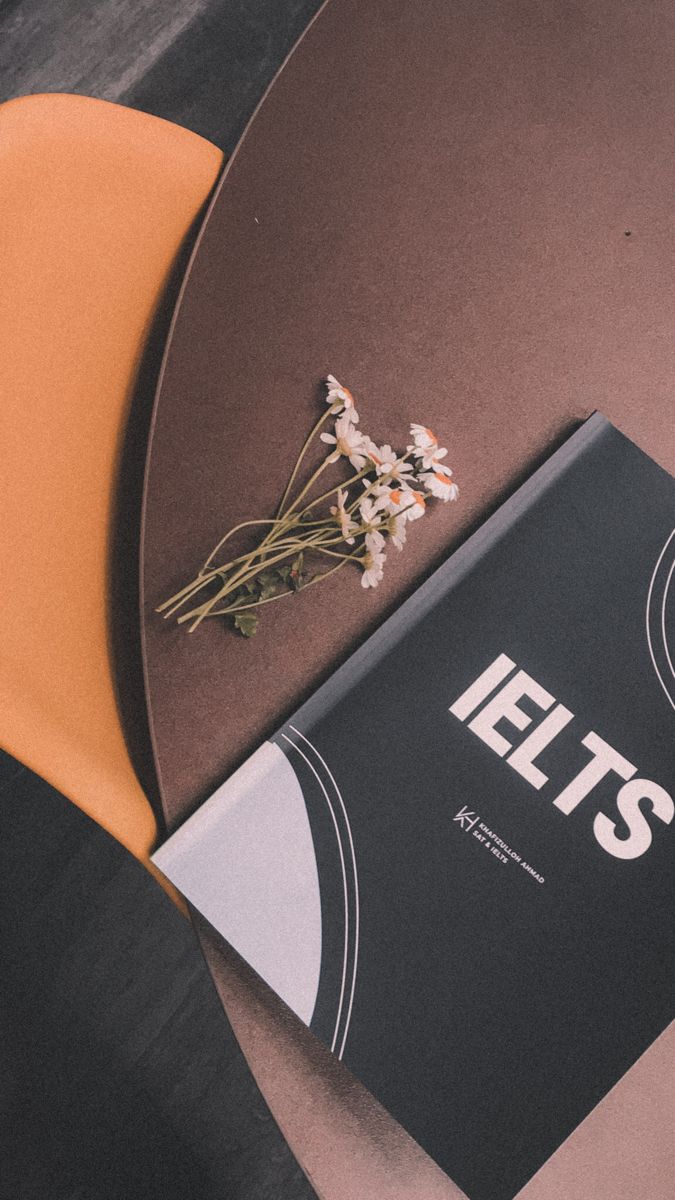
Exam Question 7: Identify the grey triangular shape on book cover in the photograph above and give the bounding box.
[154,739,323,1025]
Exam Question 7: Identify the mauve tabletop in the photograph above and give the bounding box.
[141,1,675,1196]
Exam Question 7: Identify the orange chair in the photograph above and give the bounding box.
[0,93,223,891]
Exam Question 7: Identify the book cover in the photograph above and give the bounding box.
[153,413,674,1200]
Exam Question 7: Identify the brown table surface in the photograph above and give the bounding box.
[141,1,675,1196]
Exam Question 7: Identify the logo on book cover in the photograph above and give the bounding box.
[453,806,480,831]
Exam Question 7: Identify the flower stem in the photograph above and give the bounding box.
[158,529,313,617]
[203,517,291,572]
[282,457,331,517]
[178,532,332,628]
[198,551,363,619]
[298,466,370,517]
[275,407,333,517]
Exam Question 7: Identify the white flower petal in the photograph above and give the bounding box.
[421,470,459,501]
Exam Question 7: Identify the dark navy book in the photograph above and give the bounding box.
[153,413,675,1200]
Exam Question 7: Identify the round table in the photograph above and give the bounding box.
[141,1,675,1196]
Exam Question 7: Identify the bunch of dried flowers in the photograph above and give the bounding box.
[157,375,458,636]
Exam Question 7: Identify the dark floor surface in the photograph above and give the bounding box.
[0,0,322,152]
[0,3,323,1197]
[0,754,314,1200]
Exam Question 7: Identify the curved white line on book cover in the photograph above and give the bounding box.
[152,741,323,1026]
[646,528,675,711]
[289,725,360,1061]
[662,558,675,685]
[281,733,350,1054]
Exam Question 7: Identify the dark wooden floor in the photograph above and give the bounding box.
[0,754,316,1200]
[0,3,323,1197]
[0,0,322,152]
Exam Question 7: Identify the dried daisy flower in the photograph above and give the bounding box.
[157,375,459,636]
[325,373,359,422]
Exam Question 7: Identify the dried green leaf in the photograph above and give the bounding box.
[234,611,259,638]
[257,569,280,601]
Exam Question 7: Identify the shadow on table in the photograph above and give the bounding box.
[107,196,217,831]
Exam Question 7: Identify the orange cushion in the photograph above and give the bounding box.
[0,94,223,880]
